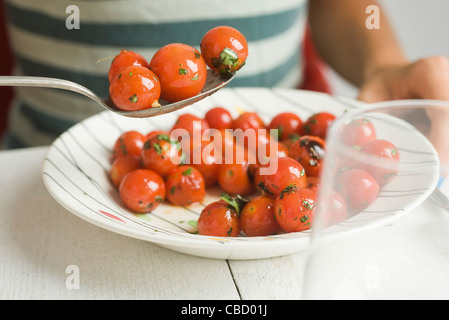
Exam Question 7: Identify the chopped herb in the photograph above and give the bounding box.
[153,142,162,155]
[220,47,238,66]
[157,134,171,142]
[191,74,199,81]
[194,51,201,59]
[302,200,315,210]
[143,140,152,150]
[155,196,164,203]
[219,193,249,216]
[299,168,305,176]
[391,148,398,156]
[300,215,310,224]
[182,167,193,176]
[118,74,122,79]
[179,68,188,75]
[257,182,274,196]
[129,94,138,103]
[129,72,132,76]
[279,184,298,199]
[170,186,176,195]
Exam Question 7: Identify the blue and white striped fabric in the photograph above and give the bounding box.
[3,0,307,148]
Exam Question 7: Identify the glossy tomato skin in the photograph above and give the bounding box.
[149,43,207,103]
[108,49,149,83]
[254,157,307,198]
[274,186,317,233]
[337,168,380,211]
[165,165,206,206]
[340,118,377,148]
[109,65,161,111]
[205,106,233,130]
[119,169,165,213]
[171,113,210,159]
[268,112,303,141]
[191,143,220,187]
[141,134,181,178]
[218,161,254,196]
[302,112,336,139]
[240,195,281,236]
[360,139,400,185]
[201,26,248,76]
[289,135,326,177]
[232,112,265,132]
[112,130,146,160]
[109,155,142,188]
[197,200,241,237]
[319,190,348,228]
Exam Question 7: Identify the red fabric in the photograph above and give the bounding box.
[299,25,332,94]
[0,0,14,138]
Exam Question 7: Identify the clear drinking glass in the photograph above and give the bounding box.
[302,100,449,299]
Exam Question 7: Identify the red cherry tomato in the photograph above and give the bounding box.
[200,26,248,76]
[218,161,254,196]
[165,166,206,206]
[302,112,336,139]
[197,200,241,237]
[360,139,400,185]
[318,190,348,228]
[232,112,265,132]
[289,135,326,177]
[146,130,169,141]
[274,186,317,233]
[191,143,220,187]
[240,195,281,236]
[268,112,303,141]
[339,118,377,148]
[109,65,161,111]
[149,43,207,103]
[108,49,149,83]
[119,169,165,213]
[254,157,307,198]
[141,134,181,178]
[171,113,210,159]
[337,168,380,211]
[112,130,146,160]
[109,155,142,188]
[205,106,233,130]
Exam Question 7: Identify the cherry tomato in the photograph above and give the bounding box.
[191,143,220,187]
[171,113,210,159]
[205,106,233,130]
[302,112,336,139]
[281,133,301,150]
[165,166,206,206]
[146,130,169,141]
[306,176,320,194]
[200,26,248,76]
[268,112,303,141]
[112,130,146,160]
[318,190,348,228]
[289,135,326,177]
[149,43,207,103]
[337,168,380,211]
[108,49,149,83]
[254,157,307,198]
[197,200,241,237]
[109,155,142,188]
[218,161,254,196]
[232,112,265,132]
[339,118,377,148]
[240,195,281,236]
[119,169,165,213]
[141,133,181,178]
[360,139,400,185]
[274,186,317,233]
[109,65,161,111]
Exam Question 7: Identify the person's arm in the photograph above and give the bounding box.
[308,0,407,88]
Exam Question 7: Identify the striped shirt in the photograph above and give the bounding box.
[3,0,307,148]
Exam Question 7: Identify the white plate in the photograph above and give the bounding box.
[41,88,439,260]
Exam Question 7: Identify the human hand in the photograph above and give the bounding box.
[358,55,449,165]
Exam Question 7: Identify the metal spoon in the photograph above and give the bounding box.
[0,70,234,118]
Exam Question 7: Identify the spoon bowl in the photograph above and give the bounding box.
[0,69,234,118]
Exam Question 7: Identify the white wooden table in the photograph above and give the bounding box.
[1,146,449,301]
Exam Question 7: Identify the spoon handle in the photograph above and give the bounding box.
[0,76,104,105]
